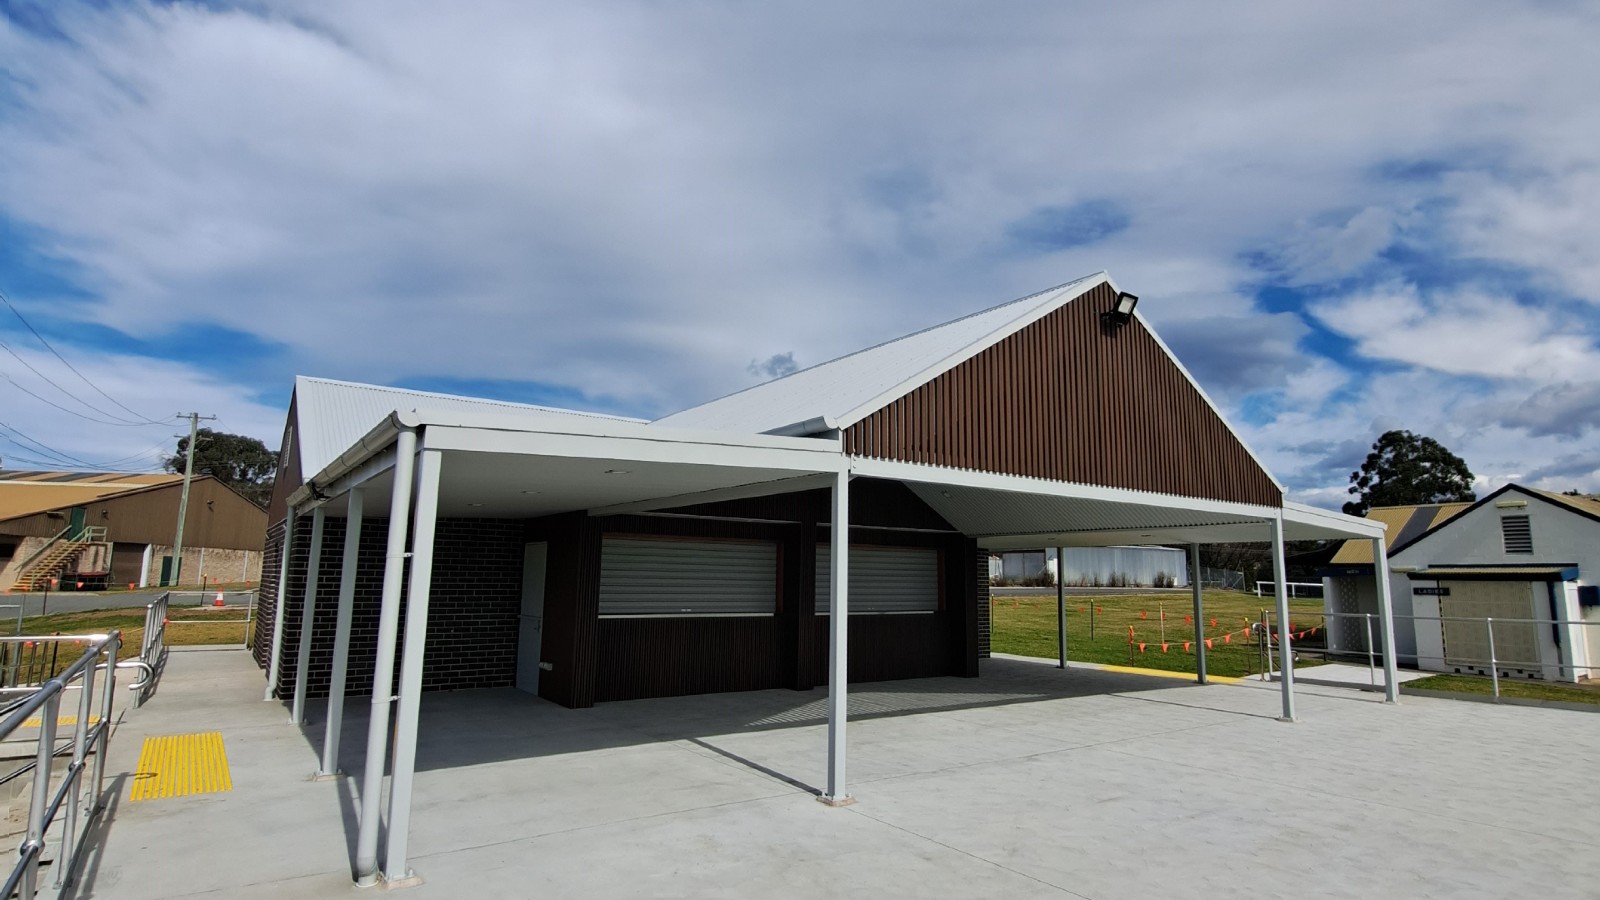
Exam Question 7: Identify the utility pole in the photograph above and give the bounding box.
[170,412,217,587]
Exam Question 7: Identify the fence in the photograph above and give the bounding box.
[1255,580,1323,598]
[1197,567,1245,591]
[1267,609,1600,701]
[157,589,258,651]
[0,632,122,897]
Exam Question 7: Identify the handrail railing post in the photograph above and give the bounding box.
[56,650,97,888]
[22,690,59,899]
[91,635,118,812]
[1486,617,1500,701]
[1364,614,1376,687]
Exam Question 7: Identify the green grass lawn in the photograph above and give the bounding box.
[1406,673,1600,706]
[13,605,255,662]
[988,589,1329,679]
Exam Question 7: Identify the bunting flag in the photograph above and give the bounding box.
[1182,642,1191,652]
[1205,639,1213,650]
[1140,611,1148,619]
[1184,615,1192,625]
[1210,618,1217,627]
[1161,643,1169,653]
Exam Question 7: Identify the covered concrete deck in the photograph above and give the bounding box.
[76,646,1599,899]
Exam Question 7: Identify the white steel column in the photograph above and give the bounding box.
[382,445,443,884]
[263,506,298,701]
[354,429,418,887]
[1269,512,1296,721]
[290,507,327,725]
[319,487,364,778]
[821,469,853,806]
[1190,543,1207,685]
[1372,536,1400,704]
[1055,546,1067,669]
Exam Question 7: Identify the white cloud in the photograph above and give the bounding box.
[0,0,1597,503]
[1308,285,1598,382]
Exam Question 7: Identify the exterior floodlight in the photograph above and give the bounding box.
[1100,291,1139,328]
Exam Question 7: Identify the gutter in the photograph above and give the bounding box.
[286,410,418,509]
[764,415,838,438]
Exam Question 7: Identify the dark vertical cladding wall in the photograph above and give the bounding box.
[257,515,525,700]
[251,519,286,668]
[265,393,303,528]
[525,512,602,709]
[573,480,982,707]
[842,282,1282,507]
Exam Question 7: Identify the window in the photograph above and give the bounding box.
[816,545,940,614]
[598,537,777,616]
[1500,515,1533,554]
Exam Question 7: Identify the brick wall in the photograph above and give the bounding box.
[258,515,525,699]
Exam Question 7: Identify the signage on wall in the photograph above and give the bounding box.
[1412,586,1450,596]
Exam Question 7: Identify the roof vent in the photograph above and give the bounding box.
[1500,515,1533,554]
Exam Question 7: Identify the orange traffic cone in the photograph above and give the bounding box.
[214,590,226,607]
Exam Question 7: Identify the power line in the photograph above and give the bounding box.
[0,340,160,427]
[0,419,168,472]
[0,372,160,427]
[0,287,168,425]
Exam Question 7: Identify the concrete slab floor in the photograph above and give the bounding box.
[59,647,1600,899]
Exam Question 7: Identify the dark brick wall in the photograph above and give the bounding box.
[262,514,524,700]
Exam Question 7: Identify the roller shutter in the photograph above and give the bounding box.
[599,537,778,616]
[816,545,939,614]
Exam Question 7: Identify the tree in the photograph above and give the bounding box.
[1343,430,1475,516]
[165,429,279,508]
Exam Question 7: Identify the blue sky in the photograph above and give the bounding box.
[1,1,1599,508]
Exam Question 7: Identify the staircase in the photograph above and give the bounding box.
[11,526,107,592]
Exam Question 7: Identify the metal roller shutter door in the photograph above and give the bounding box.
[816,545,939,614]
[599,537,778,616]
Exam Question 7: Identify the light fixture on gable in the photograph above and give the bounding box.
[1100,291,1139,329]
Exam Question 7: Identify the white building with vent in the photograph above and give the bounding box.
[1323,485,1600,683]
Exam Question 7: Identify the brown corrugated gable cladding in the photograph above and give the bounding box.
[842,282,1282,507]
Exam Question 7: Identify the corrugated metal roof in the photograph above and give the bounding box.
[1534,489,1600,520]
[0,471,184,522]
[652,274,1108,434]
[1328,501,1472,564]
[291,377,646,478]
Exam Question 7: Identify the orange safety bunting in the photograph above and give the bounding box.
[1138,643,1146,652]
[1140,611,1147,619]
[1096,606,1103,613]
[1210,618,1217,627]
[1184,616,1192,625]
[1223,633,1231,644]
[1183,642,1191,652]
[1205,639,1213,650]
[1161,643,1169,653]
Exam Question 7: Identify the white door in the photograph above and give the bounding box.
[516,543,548,695]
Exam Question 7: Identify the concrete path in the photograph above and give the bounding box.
[66,647,1600,899]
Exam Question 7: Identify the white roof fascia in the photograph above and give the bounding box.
[1281,500,1384,539]
[825,273,1111,432]
[422,423,843,475]
[1129,304,1286,494]
[588,472,837,517]
[850,457,1278,520]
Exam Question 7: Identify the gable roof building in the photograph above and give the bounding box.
[252,272,1386,886]
[0,470,267,590]
[1322,485,1600,680]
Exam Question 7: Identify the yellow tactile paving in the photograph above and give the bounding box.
[19,715,99,728]
[129,732,233,802]
[1098,664,1242,684]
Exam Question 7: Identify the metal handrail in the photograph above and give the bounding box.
[7,526,72,575]
[1270,608,1599,701]
[135,594,170,707]
[0,630,120,897]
